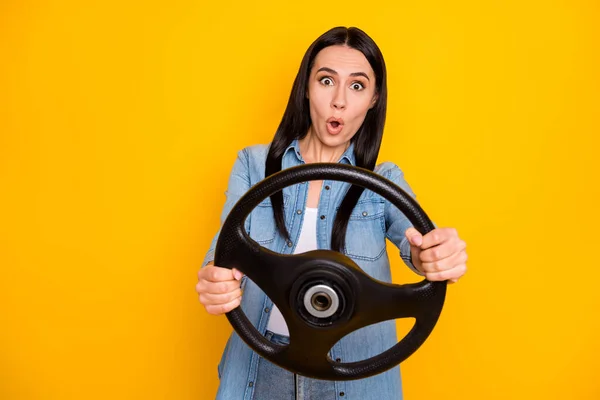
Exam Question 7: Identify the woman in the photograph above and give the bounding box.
[196,26,468,400]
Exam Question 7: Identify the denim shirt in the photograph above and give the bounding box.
[203,139,423,400]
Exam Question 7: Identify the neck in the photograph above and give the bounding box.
[298,129,349,164]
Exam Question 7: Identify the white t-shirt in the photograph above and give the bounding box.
[265,207,318,336]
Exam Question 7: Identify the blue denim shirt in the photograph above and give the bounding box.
[203,139,423,399]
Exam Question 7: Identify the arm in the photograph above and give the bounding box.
[196,149,252,315]
[383,164,468,283]
[383,164,426,275]
[202,148,252,267]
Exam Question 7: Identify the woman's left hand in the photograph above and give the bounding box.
[404,227,468,283]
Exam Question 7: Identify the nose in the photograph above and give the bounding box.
[331,86,346,110]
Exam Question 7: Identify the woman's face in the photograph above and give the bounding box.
[306,45,378,149]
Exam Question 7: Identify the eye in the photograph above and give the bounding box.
[351,82,365,91]
[319,76,334,86]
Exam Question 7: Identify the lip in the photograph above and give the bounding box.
[326,117,345,125]
[326,117,345,135]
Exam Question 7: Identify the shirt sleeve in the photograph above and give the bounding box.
[202,148,252,267]
[383,164,426,276]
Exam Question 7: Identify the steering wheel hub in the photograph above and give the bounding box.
[291,262,355,328]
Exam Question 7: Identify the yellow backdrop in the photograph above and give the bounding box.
[1,0,599,399]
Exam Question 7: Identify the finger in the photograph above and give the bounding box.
[404,227,423,247]
[204,296,242,315]
[419,237,466,263]
[421,227,457,249]
[197,261,214,279]
[201,265,236,282]
[425,264,467,282]
[199,288,243,306]
[196,278,241,295]
[420,250,468,273]
[409,244,423,272]
[232,268,243,281]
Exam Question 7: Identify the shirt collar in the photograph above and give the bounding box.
[283,139,356,166]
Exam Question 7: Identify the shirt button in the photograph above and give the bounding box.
[264,307,270,313]
[339,392,345,397]
[296,209,302,214]
[325,185,330,190]
[362,211,368,217]
[320,215,326,220]
[249,381,254,387]
[287,241,293,247]
[335,358,341,362]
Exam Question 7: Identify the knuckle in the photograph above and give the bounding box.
[208,268,219,281]
[227,281,238,293]
[448,265,466,280]
[426,272,440,281]
[217,282,229,294]
[198,293,207,304]
[205,305,217,315]
[435,269,447,280]
[222,299,239,314]
[230,289,241,302]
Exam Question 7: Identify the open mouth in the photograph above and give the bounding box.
[326,118,344,135]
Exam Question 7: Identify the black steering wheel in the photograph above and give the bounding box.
[214,163,446,381]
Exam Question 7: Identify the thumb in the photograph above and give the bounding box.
[405,227,423,247]
[232,268,243,281]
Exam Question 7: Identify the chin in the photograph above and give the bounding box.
[316,131,350,146]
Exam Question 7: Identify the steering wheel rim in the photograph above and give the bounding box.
[214,163,446,381]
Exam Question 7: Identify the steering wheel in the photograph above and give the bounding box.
[214,163,446,381]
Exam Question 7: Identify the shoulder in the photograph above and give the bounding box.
[242,143,269,170]
[233,143,269,162]
[374,161,405,180]
[229,143,269,165]
[374,161,416,199]
[229,143,270,181]
[242,143,270,158]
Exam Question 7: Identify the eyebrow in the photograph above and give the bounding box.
[316,67,370,81]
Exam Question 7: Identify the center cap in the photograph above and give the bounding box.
[303,284,340,318]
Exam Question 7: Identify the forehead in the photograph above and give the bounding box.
[311,45,374,78]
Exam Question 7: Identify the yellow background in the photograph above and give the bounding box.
[1,0,599,399]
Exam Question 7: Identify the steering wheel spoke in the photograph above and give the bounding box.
[277,324,342,376]
[352,279,446,328]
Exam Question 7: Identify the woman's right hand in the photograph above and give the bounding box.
[196,262,244,315]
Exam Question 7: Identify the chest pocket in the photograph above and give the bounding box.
[343,198,387,261]
[249,194,289,245]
